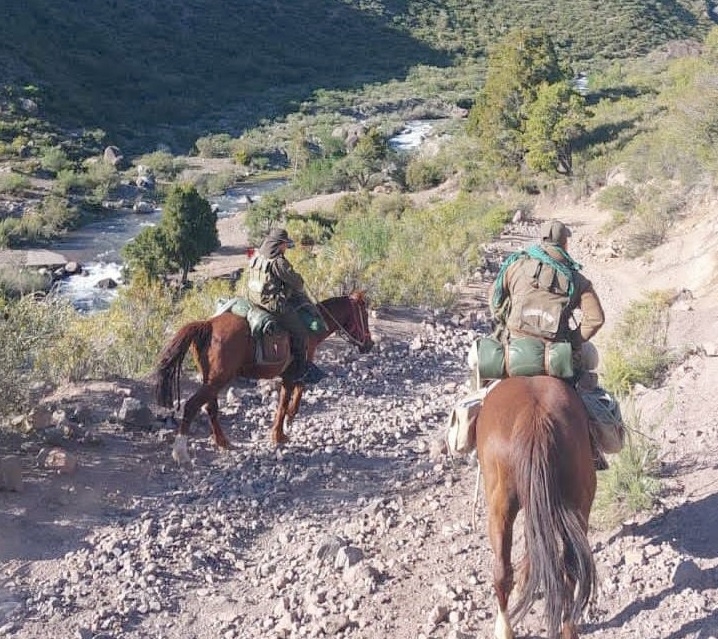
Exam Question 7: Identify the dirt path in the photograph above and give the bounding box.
[1,190,718,638]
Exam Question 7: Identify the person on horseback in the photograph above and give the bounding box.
[488,220,617,469]
[247,227,327,384]
[489,219,605,371]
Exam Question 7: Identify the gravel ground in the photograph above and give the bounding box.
[1,207,717,639]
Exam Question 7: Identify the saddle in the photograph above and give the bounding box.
[215,297,290,364]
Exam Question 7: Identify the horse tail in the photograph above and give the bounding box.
[155,321,213,409]
[510,412,597,635]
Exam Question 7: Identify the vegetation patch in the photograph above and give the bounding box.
[600,292,674,397]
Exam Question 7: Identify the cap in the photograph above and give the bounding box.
[540,220,571,244]
[266,227,295,248]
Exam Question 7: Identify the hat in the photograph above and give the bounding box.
[267,227,295,248]
[540,220,571,244]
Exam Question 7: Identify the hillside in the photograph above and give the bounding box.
[0,0,712,151]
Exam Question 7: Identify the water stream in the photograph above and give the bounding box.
[52,122,438,311]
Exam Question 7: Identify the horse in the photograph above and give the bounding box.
[475,375,597,639]
[154,291,373,463]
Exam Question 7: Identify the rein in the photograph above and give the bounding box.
[315,295,368,347]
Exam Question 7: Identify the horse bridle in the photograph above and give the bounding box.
[318,296,370,348]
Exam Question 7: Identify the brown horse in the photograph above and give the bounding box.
[155,291,373,462]
[475,375,597,639]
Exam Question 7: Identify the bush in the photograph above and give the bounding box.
[134,151,186,180]
[194,134,235,158]
[39,146,71,175]
[0,171,30,194]
[290,192,512,307]
[593,401,661,527]
[404,157,446,191]
[601,292,673,397]
[0,266,52,299]
[0,295,77,416]
[596,184,637,214]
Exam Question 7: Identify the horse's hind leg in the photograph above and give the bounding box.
[486,478,518,639]
[172,385,221,463]
[205,395,231,450]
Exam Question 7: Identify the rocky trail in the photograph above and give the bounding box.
[1,202,718,639]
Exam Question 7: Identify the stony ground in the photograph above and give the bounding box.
[1,197,718,639]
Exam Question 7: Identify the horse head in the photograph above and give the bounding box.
[318,291,374,353]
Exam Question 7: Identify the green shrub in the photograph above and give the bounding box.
[593,401,661,527]
[596,184,637,213]
[601,292,673,396]
[291,192,511,307]
[39,146,71,174]
[192,170,240,197]
[0,171,30,194]
[0,295,77,416]
[195,134,235,158]
[38,278,176,382]
[405,158,445,191]
[134,151,186,179]
[0,266,52,299]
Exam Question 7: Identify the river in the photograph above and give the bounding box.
[52,121,440,311]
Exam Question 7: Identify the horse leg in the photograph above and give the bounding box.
[285,385,304,421]
[172,385,218,463]
[271,383,292,445]
[560,546,580,639]
[561,495,595,639]
[486,482,518,639]
[205,395,232,450]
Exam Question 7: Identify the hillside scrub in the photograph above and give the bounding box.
[287,191,511,307]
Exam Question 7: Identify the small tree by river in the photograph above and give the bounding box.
[122,183,219,284]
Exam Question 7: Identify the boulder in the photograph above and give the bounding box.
[103,145,124,168]
[118,397,155,429]
[96,278,118,290]
[133,200,155,214]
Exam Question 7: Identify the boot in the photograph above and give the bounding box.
[295,361,328,384]
[287,344,327,385]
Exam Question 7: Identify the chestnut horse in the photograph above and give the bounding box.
[155,291,373,463]
[475,375,597,639]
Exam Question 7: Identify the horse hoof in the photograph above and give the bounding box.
[272,434,290,446]
[172,434,191,465]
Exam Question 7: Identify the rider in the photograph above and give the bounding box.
[489,220,610,468]
[489,219,605,372]
[247,227,327,384]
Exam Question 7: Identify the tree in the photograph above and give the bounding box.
[288,125,312,179]
[467,28,585,175]
[524,81,586,174]
[122,183,219,284]
[244,193,287,245]
[121,225,173,281]
[340,127,389,189]
[160,183,219,284]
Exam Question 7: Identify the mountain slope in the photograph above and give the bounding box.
[0,0,711,150]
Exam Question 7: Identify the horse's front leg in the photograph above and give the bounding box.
[271,382,292,445]
[286,385,304,421]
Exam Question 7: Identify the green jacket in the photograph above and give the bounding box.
[247,236,306,314]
